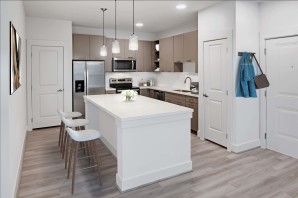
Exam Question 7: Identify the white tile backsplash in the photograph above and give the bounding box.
[106,72,199,90]
[105,72,157,87]
[155,72,199,89]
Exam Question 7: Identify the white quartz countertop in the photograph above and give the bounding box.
[84,94,193,121]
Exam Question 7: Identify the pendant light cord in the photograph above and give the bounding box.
[101,8,107,45]
[133,0,135,34]
[115,0,117,40]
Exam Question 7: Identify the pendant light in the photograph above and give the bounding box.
[112,0,120,53]
[100,8,107,57]
[129,0,138,51]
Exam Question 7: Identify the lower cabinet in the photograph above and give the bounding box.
[165,92,198,132]
[140,89,155,98]
[140,89,150,97]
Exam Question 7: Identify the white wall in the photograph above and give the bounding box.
[260,1,298,37]
[197,1,235,36]
[156,20,198,39]
[234,1,260,151]
[74,20,198,41]
[0,1,27,198]
[26,17,72,129]
[73,26,157,41]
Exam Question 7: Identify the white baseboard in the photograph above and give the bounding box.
[14,131,28,198]
[116,161,192,192]
[231,139,261,153]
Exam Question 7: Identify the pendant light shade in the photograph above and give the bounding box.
[100,8,107,57]
[129,0,138,51]
[112,40,120,53]
[112,0,120,54]
[129,34,138,51]
[100,45,107,56]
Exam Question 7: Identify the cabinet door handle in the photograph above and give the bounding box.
[57,89,64,92]
[203,94,209,98]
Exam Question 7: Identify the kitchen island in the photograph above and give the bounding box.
[84,94,193,192]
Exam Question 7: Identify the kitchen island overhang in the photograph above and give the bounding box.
[84,94,193,192]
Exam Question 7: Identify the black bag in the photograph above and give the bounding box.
[253,55,270,89]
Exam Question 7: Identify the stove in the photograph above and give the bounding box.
[109,78,140,94]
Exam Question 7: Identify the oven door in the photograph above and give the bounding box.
[112,58,136,72]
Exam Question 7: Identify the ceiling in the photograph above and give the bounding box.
[24,1,219,34]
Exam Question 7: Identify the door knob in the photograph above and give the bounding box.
[57,89,63,92]
[203,94,209,98]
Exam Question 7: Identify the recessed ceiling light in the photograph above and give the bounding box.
[176,4,187,10]
[136,23,144,27]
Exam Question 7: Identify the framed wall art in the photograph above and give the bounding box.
[10,21,21,95]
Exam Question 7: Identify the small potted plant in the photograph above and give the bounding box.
[121,90,138,101]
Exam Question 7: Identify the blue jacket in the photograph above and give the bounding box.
[236,52,257,98]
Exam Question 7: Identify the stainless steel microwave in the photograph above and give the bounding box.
[112,58,136,72]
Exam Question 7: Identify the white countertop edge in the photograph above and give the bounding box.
[84,96,193,122]
[105,86,199,98]
[140,86,199,98]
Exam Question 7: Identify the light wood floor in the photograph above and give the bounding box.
[18,127,298,198]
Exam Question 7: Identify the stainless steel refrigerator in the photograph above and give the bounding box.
[72,61,105,117]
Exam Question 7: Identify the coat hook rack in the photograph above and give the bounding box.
[238,52,255,56]
[238,52,263,73]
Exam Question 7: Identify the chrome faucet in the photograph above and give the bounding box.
[184,77,192,90]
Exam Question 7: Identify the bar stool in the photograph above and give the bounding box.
[61,117,89,169]
[57,110,82,150]
[66,127,102,194]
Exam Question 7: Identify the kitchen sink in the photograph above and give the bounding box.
[173,89,191,93]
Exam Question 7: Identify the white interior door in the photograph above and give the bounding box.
[203,39,228,147]
[266,36,298,158]
[32,46,64,129]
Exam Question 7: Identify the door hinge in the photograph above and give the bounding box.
[226,48,228,53]
[264,133,267,139]
[264,90,267,97]
[264,48,267,55]
[226,90,228,95]
[226,134,228,139]
[31,118,33,123]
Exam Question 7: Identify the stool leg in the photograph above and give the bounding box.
[67,139,74,179]
[65,134,70,169]
[60,124,65,153]
[72,142,79,194]
[58,121,63,146]
[62,130,68,159]
[89,141,94,165]
[85,142,91,164]
[92,140,102,186]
